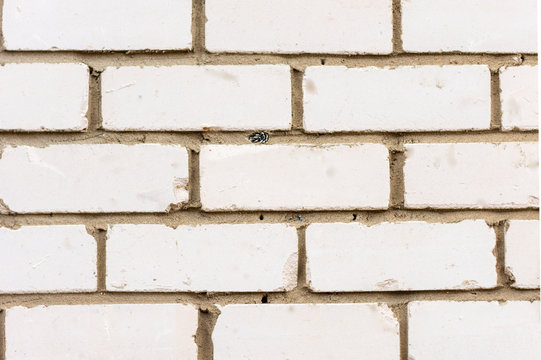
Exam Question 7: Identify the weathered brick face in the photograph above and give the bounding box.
[0,0,538,359]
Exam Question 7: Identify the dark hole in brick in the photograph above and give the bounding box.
[353,214,357,220]
[259,214,264,220]
[321,59,326,65]
[261,294,268,303]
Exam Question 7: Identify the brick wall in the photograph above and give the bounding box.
[0,0,539,359]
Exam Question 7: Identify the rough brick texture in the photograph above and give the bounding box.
[0,63,89,131]
[402,0,537,52]
[409,301,541,360]
[500,66,539,130]
[200,144,390,210]
[0,226,96,293]
[304,65,491,132]
[505,220,540,288]
[5,304,198,359]
[213,304,399,360]
[0,144,189,213]
[106,224,298,292]
[0,0,538,359]
[2,0,192,50]
[102,65,292,131]
[206,0,393,53]
[404,142,539,208]
[306,221,497,291]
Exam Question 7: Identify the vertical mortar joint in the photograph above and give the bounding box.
[291,67,305,131]
[492,220,515,288]
[196,304,220,360]
[490,68,502,130]
[295,226,308,291]
[389,139,406,210]
[86,66,104,134]
[392,0,404,53]
[85,225,108,292]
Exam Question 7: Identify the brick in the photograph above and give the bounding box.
[306,220,496,291]
[206,0,392,54]
[200,144,390,211]
[0,144,188,213]
[505,220,540,289]
[0,225,96,293]
[5,304,198,359]
[102,65,291,131]
[106,224,298,292]
[404,142,539,208]
[213,304,399,360]
[2,0,192,50]
[401,0,537,52]
[0,63,88,131]
[500,66,538,131]
[409,301,541,360]
[304,65,491,132]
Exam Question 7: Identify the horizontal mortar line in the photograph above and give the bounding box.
[0,288,538,308]
[0,209,538,227]
[0,130,538,147]
[0,51,537,67]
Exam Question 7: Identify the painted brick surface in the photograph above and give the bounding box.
[2,0,192,50]
[404,142,539,208]
[0,226,96,293]
[505,220,540,289]
[213,304,400,360]
[0,0,538,358]
[500,66,539,131]
[106,224,298,292]
[306,221,496,291]
[0,144,189,213]
[200,144,390,210]
[402,0,537,52]
[303,65,491,132]
[409,301,541,360]
[206,0,393,53]
[0,63,88,131]
[5,304,198,359]
[102,65,291,131]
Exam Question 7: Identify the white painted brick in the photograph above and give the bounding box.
[500,66,539,131]
[505,220,540,289]
[213,304,399,360]
[206,0,392,54]
[306,220,496,291]
[409,301,541,360]
[200,144,389,211]
[102,65,291,131]
[106,224,298,292]
[0,144,188,213]
[404,142,539,208]
[0,64,88,131]
[2,0,192,50]
[304,65,491,132]
[6,304,198,360]
[402,0,537,52]
[0,225,96,293]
